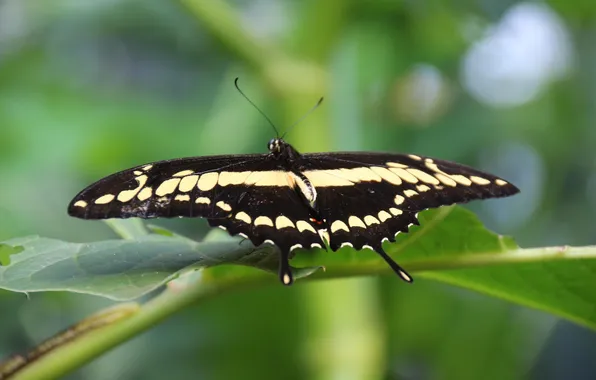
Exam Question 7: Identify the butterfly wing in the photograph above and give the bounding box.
[68,154,267,220]
[299,152,519,281]
[68,153,324,284]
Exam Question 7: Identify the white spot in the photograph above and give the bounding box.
[330,220,350,233]
[133,171,143,176]
[239,233,248,239]
[173,170,195,177]
[435,173,457,187]
[303,170,353,187]
[254,216,274,227]
[340,242,354,248]
[290,244,303,252]
[495,179,508,186]
[370,166,402,185]
[118,175,149,202]
[364,215,380,225]
[407,168,440,185]
[388,168,419,183]
[95,194,115,204]
[275,215,295,229]
[311,243,323,249]
[337,167,382,183]
[296,220,317,233]
[73,200,87,208]
[389,208,403,216]
[416,184,431,192]
[425,162,457,186]
[156,178,181,196]
[425,161,441,173]
[142,164,153,171]
[348,216,366,229]
[137,187,153,201]
[381,237,389,243]
[470,175,491,185]
[216,201,232,212]
[378,210,392,222]
[235,212,252,224]
[197,172,219,191]
[218,171,252,186]
[450,175,473,186]
[283,274,291,285]
[394,195,405,205]
[264,239,275,245]
[461,3,572,107]
[362,244,374,251]
[399,271,413,282]
[408,154,422,161]
[218,225,227,231]
[244,171,289,187]
[175,194,190,202]
[195,197,211,205]
[179,175,199,192]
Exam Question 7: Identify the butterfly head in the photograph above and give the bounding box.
[268,138,300,160]
[268,138,284,154]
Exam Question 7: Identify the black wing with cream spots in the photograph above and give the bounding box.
[68,153,325,285]
[295,152,519,281]
[206,185,325,284]
[68,154,268,220]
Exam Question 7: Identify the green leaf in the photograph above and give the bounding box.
[297,206,596,330]
[0,234,319,301]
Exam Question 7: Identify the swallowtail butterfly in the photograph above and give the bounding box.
[68,82,519,285]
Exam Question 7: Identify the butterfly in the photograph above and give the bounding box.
[68,79,519,285]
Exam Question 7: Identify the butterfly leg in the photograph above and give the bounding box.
[279,249,294,286]
[373,245,413,283]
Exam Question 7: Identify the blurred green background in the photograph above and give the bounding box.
[1,0,595,379]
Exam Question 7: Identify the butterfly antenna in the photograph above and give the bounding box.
[281,97,324,139]
[234,77,280,138]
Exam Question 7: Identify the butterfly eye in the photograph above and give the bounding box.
[268,138,282,153]
[268,139,276,152]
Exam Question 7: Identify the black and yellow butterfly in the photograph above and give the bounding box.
[68,136,518,285]
[68,79,518,285]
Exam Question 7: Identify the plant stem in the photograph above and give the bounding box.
[177,0,272,73]
[11,273,265,380]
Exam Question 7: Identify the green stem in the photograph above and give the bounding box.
[177,0,327,98]
[177,0,272,73]
[11,273,264,380]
